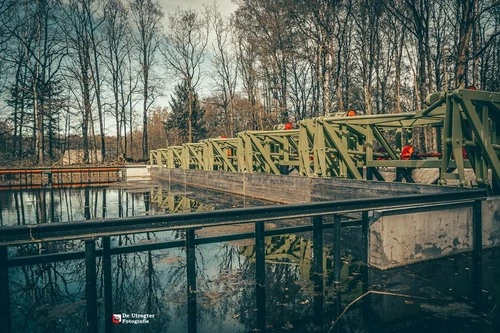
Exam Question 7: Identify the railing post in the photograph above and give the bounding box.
[85,239,98,333]
[186,228,197,333]
[361,211,371,329]
[312,216,324,331]
[333,214,342,318]
[361,211,369,293]
[103,237,113,333]
[0,246,11,333]
[255,221,266,331]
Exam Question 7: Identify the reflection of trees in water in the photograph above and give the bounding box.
[0,187,154,227]
[112,245,178,332]
[10,247,178,333]
[13,240,86,259]
[15,190,26,225]
[195,243,253,331]
[7,231,365,333]
[267,263,314,329]
[4,187,172,332]
[10,260,86,333]
[237,241,314,331]
[149,186,270,213]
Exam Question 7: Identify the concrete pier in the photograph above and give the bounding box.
[368,197,500,269]
[123,165,151,182]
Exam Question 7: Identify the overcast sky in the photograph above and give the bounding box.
[157,0,237,16]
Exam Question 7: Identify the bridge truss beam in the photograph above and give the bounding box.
[150,89,500,194]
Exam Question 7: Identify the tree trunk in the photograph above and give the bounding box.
[91,45,105,162]
[188,81,193,142]
[82,53,92,164]
[471,0,479,88]
[142,55,149,160]
[456,0,474,88]
[34,2,44,164]
[395,29,404,114]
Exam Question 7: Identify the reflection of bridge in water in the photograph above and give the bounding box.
[150,187,215,213]
[240,233,363,292]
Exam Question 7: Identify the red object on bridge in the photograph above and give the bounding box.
[401,145,414,160]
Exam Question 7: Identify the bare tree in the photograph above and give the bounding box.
[163,6,210,143]
[128,0,163,160]
[354,0,382,115]
[234,0,295,123]
[291,0,344,115]
[477,0,500,91]
[234,26,262,129]
[0,1,16,85]
[60,0,102,164]
[2,0,67,164]
[454,0,480,88]
[103,0,132,158]
[1,0,32,159]
[84,0,106,161]
[385,0,432,108]
[211,7,238,137]
[286,47,315,121]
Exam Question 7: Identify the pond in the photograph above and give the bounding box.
[0,184,498,332]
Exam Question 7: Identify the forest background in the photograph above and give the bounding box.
[0,0,498,166]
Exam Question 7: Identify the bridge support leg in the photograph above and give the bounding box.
[85,239,98,333]
[0,246,11,333]
[186,228,197,333]
[313,216,324,331]
[255,221,266,331]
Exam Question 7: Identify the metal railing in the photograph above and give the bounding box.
[0,167,123,189]
[0,189,486,333]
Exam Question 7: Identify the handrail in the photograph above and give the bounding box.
[0,189,485,246]
[0,166,123,190]
[0,167,122,174]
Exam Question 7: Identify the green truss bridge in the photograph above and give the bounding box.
[150,89,500,195]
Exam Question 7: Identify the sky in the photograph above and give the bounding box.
[158,0,237,16]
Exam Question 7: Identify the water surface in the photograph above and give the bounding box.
[0,185,498,332]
